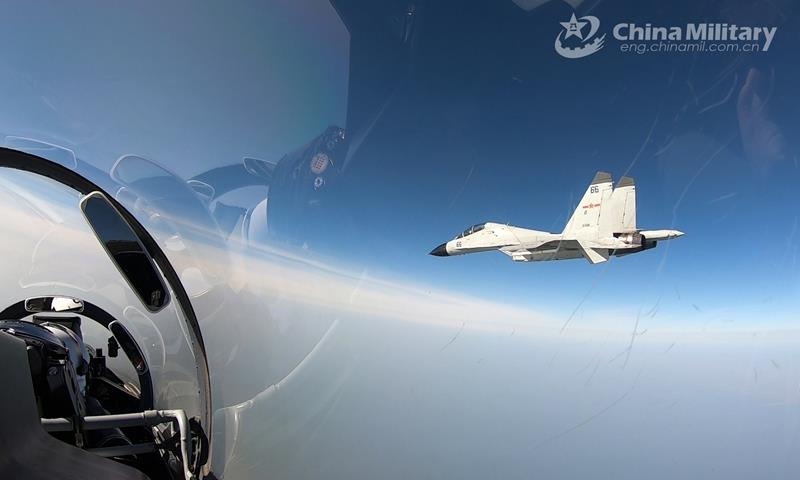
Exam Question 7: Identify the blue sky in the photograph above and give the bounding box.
[2,2,800,478]
[280,0,800,328]
[0,0,796,329]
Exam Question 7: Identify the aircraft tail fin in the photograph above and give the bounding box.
[562,171,613,238]
[599,175,637,237]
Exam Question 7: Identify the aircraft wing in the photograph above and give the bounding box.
[502,239,609,264]
[502,240,584,262]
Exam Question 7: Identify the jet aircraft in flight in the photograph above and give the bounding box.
[430,172,683,264]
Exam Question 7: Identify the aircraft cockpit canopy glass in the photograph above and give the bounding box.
[457,223,486,238]
[0,1,799,479]
[0,164,208,466]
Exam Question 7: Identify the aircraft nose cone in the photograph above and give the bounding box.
[429,243,449,257]
[673,230,685,238]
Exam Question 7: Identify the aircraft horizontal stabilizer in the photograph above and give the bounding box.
[577,240,608,264]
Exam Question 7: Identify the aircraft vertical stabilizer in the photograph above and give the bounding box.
[562,171,613,239]
[599,175,636,237]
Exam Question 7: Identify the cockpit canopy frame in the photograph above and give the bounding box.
[456,223,486,239]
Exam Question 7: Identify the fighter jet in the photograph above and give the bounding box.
[430,172,683,264]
